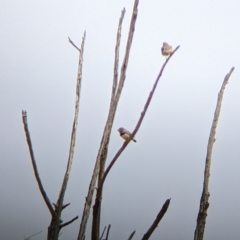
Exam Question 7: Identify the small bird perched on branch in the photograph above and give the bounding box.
[161,42,173,57]
[118,127,137,142]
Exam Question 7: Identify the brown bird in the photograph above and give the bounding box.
[161,42,173,57]
[117,127,137,142]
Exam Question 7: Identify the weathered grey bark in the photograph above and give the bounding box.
[91,2,140,240]
[22,111,55,217]
[193,67,235,240]
[47,32,86,240]
[141,199,171,240]
[77,8,126,240]
[77,8,125,240]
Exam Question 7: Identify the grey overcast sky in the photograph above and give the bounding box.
[0,0,240,239]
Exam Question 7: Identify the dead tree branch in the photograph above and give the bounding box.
[22,111,54,217]
[127,230,136,240]
[105,224,111,240]
[99,226,106,240]
[68,37,81,52]
[25,230,43,240]
[101,45,180,188]
[92,44,178,240]
[47,31,86,240]
[193,67,235,240]
[91,2,140,239]
[77,7,127,240]
[60,216,79,229]
[141,199,171,240]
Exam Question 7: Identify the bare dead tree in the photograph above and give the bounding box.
[91,44,179,240]
[48,32,86,240]
[89,2,180,237]
[141,199,171,240]
[22,32,86,240]
[91,2,141,239]
[77,2,141,240]
[193,67,235,240]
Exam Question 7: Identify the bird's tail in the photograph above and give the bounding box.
[132,138,137,142]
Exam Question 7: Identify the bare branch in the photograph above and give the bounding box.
[77,8,126,240]
[22,111,54,217]
[99,226,106,240]
[105,224,111,240]
[62,203,70,210]
[25,230,43,240]
[60,216,79,229]
[91,2,140,239]
[101,46,180,188]
[68,37,81,52]
[194,67,235,240]
[48,31,86,240]
[127,230,136,240]
[141,199,171,240]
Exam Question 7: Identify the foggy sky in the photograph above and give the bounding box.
[0,0,240,239]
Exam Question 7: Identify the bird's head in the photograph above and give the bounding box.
[117,127,124,133]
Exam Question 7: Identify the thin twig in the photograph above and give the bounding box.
[141,199,171,240]
[127,230,136,240]
[105,224,111,240]
[60,216,79,229]
[101,46,180,188]
[62,203,70,210]
[91,2,140,239]
[22,111,54,217]
[48,31,86,240]
[99,226,106,240]
[68,37,81,52]
[194,67,235,240]
[77,8,126,240]
[25,230,43,240]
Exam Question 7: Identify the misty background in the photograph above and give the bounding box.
[0,0,240,239]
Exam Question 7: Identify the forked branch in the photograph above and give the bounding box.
[91,2,139,239]
[48,31,86,240]
[193,67,235,240]
[77,9,126,240]
[101,46,180,188]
